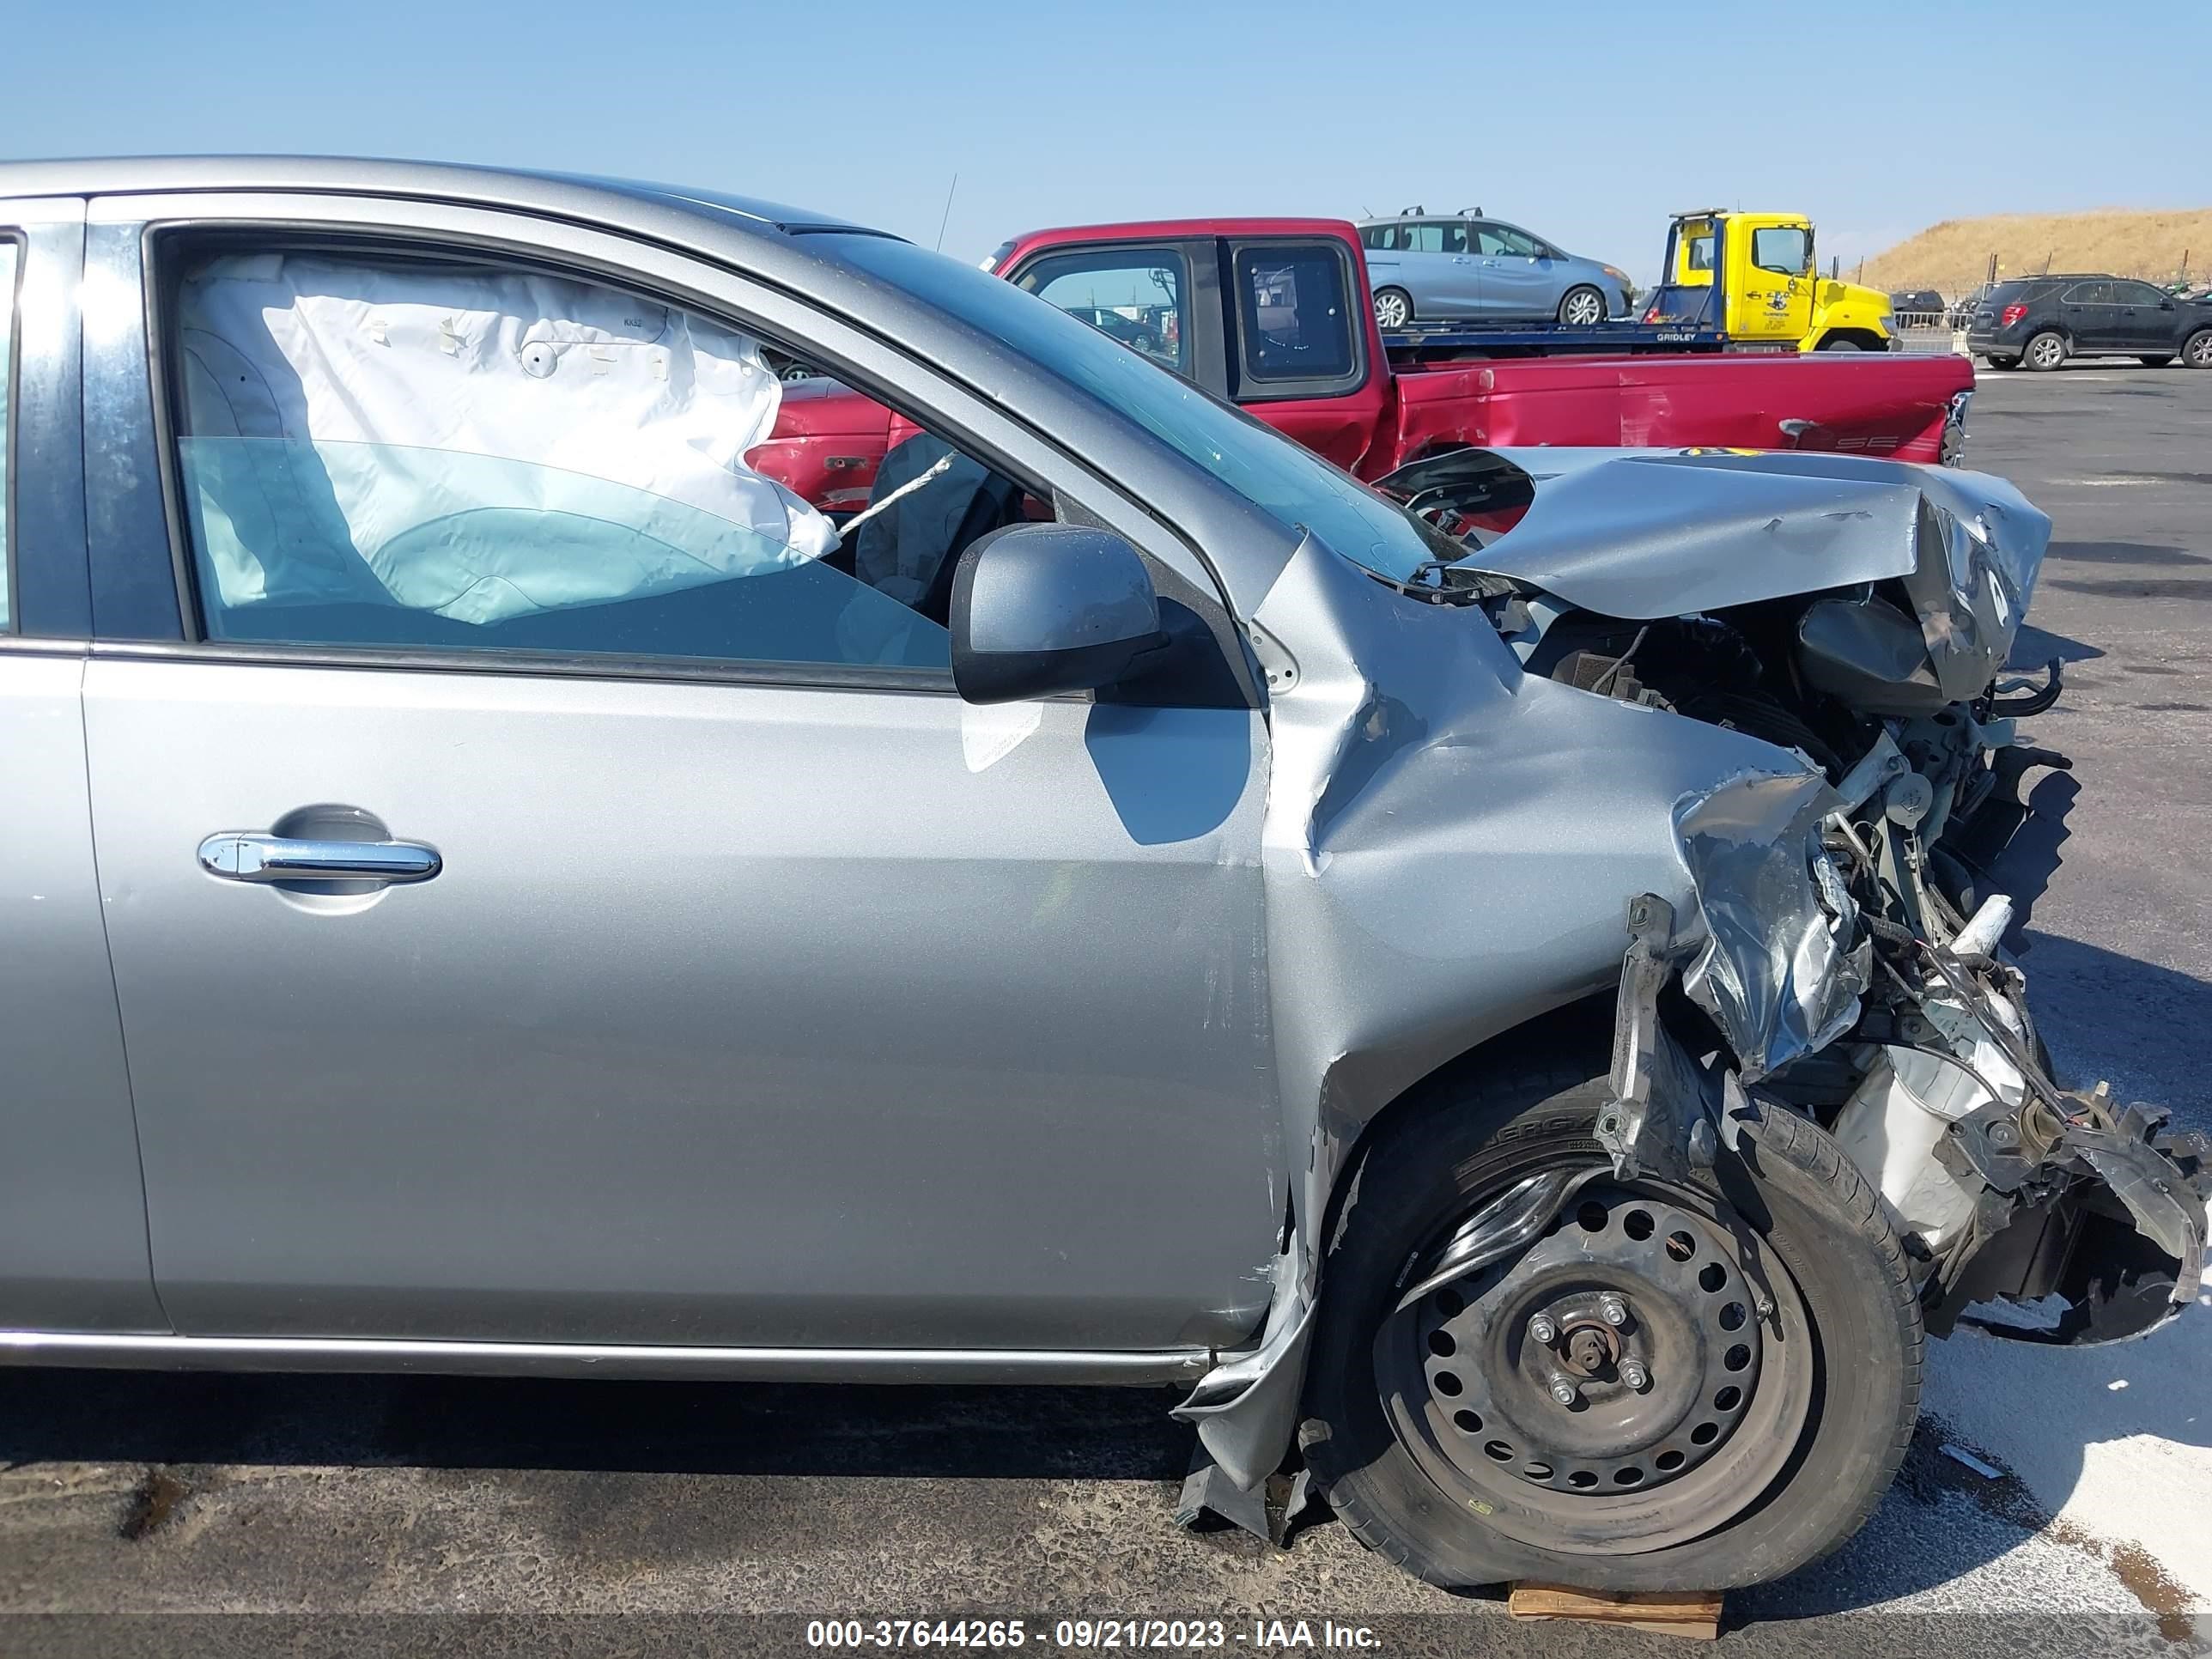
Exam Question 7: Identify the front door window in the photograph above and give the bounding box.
[169,247,1039,672]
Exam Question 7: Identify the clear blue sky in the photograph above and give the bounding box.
[5,0,2202,284]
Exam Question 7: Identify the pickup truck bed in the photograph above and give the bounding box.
[1389,352,1971,464]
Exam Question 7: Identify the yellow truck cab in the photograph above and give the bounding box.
[1647,210,1896,352]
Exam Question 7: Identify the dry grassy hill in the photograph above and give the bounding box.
[1858,209,2212,296]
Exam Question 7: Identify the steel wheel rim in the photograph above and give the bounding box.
[2030,335,2064,368]
[1375,293,1410,329]
[1563,290,1603,326]
[2189,335,2212,367]
[1376,1173,1814,1555]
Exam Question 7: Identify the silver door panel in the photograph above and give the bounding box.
[0,650,167,1329]
[84,656,1279,1349]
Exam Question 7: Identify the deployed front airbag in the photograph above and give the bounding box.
[176,253,837,624]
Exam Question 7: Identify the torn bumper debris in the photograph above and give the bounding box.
[1934,1091,2210,1345]
[1672,772,1869,1084]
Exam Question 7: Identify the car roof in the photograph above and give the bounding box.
[0,155,872,238]
[1356,212,1497,225]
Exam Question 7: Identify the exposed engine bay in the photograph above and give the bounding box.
[1372,446,2211,1346]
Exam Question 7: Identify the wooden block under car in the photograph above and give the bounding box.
[1506,1583,1724,1640]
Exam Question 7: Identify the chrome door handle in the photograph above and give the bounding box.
[198,832,442,885]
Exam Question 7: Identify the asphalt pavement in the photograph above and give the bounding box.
[3,361,2208,1657]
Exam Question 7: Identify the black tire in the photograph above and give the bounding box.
[2022,329,2068,371]
[1557,285,1607,328]
[2185,329,2212,369]
[1300,1053,1921,1593]
[2139,356,2175,368]
[1983,354,2020,370]
[1814,334,1863,351]
[1373,288,1415,331]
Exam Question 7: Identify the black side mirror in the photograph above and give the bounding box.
[951,523,1166,704]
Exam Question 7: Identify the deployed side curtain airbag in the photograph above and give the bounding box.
[175,253,839,624]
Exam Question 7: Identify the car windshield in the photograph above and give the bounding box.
[819,234,1452,583]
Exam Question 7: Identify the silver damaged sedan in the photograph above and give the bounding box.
[0,157,2203,1597]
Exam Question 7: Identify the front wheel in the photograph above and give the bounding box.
[2185,329,2212,369]
[1300,1054,1920,1593]
[1373,288,1414,331]
[1557,285,1607,327]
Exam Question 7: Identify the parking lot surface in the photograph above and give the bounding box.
[3,363,2208,1657]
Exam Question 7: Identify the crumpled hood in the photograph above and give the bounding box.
[1391,448,2052,705]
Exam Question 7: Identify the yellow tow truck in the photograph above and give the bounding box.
[1642,210,1898,352]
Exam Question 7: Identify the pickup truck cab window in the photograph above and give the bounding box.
[1013,244,1189,375]
[1229,241,1358,394]
[158,242,1037,676]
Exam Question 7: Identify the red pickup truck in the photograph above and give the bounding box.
[749,217,1973,511]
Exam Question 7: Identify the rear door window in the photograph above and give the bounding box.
[2062,281,2113,305]
[1229,241,1359,395]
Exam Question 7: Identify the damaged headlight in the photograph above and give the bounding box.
[1898,492,2044,703]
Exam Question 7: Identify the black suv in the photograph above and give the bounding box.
[1969,274,2212,371]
